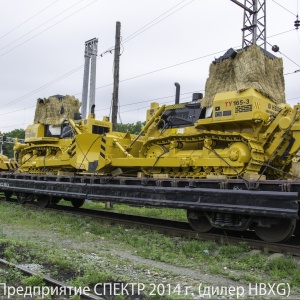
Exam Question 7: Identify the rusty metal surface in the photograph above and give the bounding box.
[0,258,104,300]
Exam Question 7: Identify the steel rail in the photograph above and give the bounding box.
[33,202,300,257]
[0,258,104,300]
[1,196,300,256]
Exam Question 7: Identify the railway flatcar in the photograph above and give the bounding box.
[2,46,299,243]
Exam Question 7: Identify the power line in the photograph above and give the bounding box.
[284,69,300,75]
[122,0,188,43]
[92,29,300,92]
[2,92,300,130]
[123,0,196,44]
[268,28,295,38]
[0,106,35,117]
[0,0,86,52]
[0,34,296,113]
[0,91,200,117]
[119,96,191,114]
[279,50,300,68]
[95,91,201,112]
[94,49,227,91]
[287,96,300,100]
[0,0,197,110]
[271,0,297,16]
[0,0,60,41]
[266,39,300,69]
[0,95,194,130]
[0,64,84,110]
[0,0,97,58]
[1,123,28,130]
[0,22,297,112]
[98,0,194,54]
[2,3,300,129]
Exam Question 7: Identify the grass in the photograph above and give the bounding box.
[0,267,23,284]
[60,199,188,221]
[0,201,299,298]
[21,275,45,287]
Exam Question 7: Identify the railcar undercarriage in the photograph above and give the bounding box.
[0,173,298,243]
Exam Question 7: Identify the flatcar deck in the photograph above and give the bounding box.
[0,172,298,219]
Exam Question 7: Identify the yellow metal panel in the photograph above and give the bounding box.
[25,124,45,142]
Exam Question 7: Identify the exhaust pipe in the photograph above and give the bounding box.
[174,82,180,104]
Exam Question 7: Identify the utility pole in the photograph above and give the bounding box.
[111,21,121,131]
[81,38,98,119]
[230,0,266,50]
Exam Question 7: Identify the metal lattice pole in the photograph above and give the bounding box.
[230,0,266,49]
[81,38,98,119]
[242,0,266,49]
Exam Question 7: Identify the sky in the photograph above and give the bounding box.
[0,0,299,132]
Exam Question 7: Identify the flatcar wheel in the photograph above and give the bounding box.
[16,193,32,204]
[71,198,85,208]
[187,210,213,233]
[254,219,297,243]
[4,191,13,200]
[36,195,51,208]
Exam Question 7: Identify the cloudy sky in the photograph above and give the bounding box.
[0,0,299,132]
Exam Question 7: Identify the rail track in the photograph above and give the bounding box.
[1,194,300,257]
[52,204,300,257]
[0,258,103,300]
[0,172,299,244]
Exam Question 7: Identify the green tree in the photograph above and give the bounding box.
[2,128,25,158]
[116,121,145,135]
[5,129,25,139]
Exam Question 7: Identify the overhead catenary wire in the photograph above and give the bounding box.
[271,0,297,16]
[278,50,300,68]
[2,90,300,130]
[0,47,225,112]
[284,69,300,75]
[1,2,299,131]
[122,0,188,42]
[0,91,200,117]
[0,0,200,112]
[1,0,297,91]
[93,49,228,92]
[0,34,298,115]
[0,96,191,130]
[0,64,84,110]
[266,40,300,71]
[267,2,300,68]
[0,0,86,52]
[0,1,299,115]
[122,0,196,44]
[268,28,296,38]
[95,91,201,113]
[0,0,60,41]
[0,0,97,58]
[100,0,194,53]
[0,106,35,117]
[117,96,191,114]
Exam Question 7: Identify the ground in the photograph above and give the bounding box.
[0,201,299,299]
